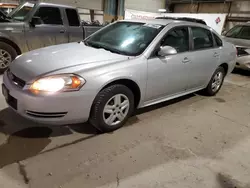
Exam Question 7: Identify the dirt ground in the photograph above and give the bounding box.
[0,69,250,188]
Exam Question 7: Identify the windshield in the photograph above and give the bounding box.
[85,21,164,56]
[226,25,250,40]
[8,2,34,21]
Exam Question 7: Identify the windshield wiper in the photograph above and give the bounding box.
[84,41,130,56]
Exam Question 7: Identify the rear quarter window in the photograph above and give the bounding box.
[213,33,223,47]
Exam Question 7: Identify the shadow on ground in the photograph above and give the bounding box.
[136,94,195,115]
[0,108,98,168]
[0,93,196,168]
[0,127,52,168]
[232,68,250,77]
[216,173,250,188]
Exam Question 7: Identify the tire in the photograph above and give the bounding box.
[89,84,134,133]
[0,42,17,74]
[203,66,226,96]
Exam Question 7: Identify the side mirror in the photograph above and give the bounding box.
[158,46,177,57]
[30,16,42,27]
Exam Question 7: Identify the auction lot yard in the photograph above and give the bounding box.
[0,70,250,188]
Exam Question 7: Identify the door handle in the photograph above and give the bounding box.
[60,30,66,33]
[182,57,190,63]
[214,52,219,57]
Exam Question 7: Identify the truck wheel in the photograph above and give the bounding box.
[0,42,17,73]
[89,84,134,133]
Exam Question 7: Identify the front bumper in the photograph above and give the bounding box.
[3,71,96,125]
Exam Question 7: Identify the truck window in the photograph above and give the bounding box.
[66,8,80,27]
[34,7,63,25]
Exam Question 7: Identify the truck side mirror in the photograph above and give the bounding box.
[30,16,42,27]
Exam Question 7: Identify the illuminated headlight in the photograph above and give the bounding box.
[29,74,85,93]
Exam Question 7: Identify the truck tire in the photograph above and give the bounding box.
[0,42,17,74]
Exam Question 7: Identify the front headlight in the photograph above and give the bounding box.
[29,74,85,93]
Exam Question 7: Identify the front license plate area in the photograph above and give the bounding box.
[2,84,17,110]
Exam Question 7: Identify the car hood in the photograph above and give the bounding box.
[0,21,24,29]
[223,36,250,48]
[9,42,128,82]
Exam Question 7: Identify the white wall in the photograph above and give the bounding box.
[125,9,226,34]
[42,0,103,10]
[125,0,165,12]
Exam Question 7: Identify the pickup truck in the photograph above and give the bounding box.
[0,2,102,73]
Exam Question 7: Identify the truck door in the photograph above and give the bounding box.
[64,8,83,42]
[26,6,68,50]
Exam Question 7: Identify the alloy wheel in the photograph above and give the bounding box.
[103,94,130,126]
[0,49,12,69]
[211,71,223,92]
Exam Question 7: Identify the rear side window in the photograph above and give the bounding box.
[34,7,63,25]
[161,27,189,53]
[213,33,223,47]
[191,27,213,50]
[66,8,80,27]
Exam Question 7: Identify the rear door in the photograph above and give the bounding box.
[65,8,83,42]
[186,26,220,90]
[27,6,68,50]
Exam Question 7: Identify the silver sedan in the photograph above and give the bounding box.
[223,23,250,70]
[2,19,236,132]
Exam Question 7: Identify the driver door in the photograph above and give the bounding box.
[145,26,192,102]
[26,6,68,50]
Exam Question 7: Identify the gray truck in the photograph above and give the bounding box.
[0,2,102,73]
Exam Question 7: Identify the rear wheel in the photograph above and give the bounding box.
[0,42,17,73]
[203,66,225,96]
[89,84,134,133]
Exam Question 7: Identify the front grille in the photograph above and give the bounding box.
[7,70,26,88]
[26,111,67,118]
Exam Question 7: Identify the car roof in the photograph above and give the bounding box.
[239,22,250,26]
[38,2,76,9]
[156,16,207,25]
[120,19,211,29]
[121,19,174,25]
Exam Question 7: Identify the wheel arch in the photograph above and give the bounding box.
[0,37,22,55]
[99,78,142,108]
[219,63,229,75]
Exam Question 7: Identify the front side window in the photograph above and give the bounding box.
[225,25,242,38]
[66,8,80,27]
[34,7,62,25]
[225,25,250,40]
[192,27,213,50]
[85,22,164,56]
[237,26,250,40]
[161,27,189,53]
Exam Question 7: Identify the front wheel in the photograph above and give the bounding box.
[203,66,226,96]
[89,84,134,133]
